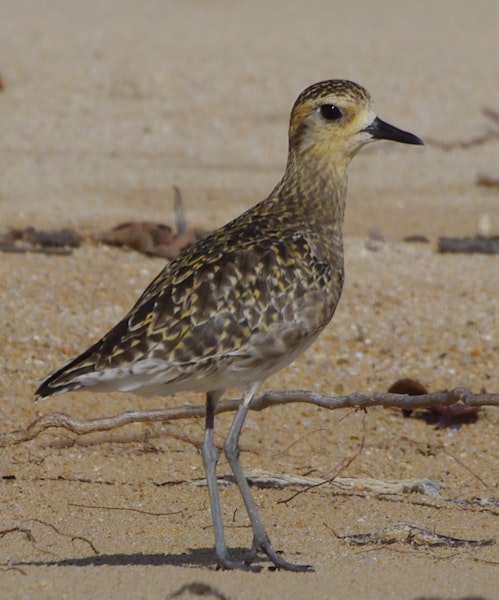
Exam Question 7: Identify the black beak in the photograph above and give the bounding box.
[363,117,424,145]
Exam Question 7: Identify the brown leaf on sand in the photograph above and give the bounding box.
[98,221,202,258]
[0,226,81,254]
[388,378,481,428]
[97,186,208,258]
[388,378,428,418]
[388,378,428,397]
[431,403,481,429]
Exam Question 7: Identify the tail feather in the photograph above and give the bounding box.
[34,338,103,400]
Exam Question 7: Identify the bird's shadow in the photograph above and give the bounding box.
[9,547,263,570]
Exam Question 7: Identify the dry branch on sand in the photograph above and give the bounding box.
[0,387,497,449]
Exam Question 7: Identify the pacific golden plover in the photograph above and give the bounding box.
[35,80,423,571]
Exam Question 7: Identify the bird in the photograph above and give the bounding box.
[35,80,423,572]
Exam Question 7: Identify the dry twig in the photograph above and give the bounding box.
[425,131,499,150]
[0,519,98,554]
[438,236,499,254]
[425,105,499,150]
[477,173,499,188]
[218,470,445,497]
[0,227,81,255]
[0,387,497,449]
[335,523,495,547]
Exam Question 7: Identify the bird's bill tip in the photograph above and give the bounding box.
[363,117,424,146]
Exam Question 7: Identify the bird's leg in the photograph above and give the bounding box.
[224,383,312,572]
[202,391,260,572]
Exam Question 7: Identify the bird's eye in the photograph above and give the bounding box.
[320,104,342,121]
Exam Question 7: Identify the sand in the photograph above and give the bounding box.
[0,2,498,599]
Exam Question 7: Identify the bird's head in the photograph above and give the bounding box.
[288,80,423,171]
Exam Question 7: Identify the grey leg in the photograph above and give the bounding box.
[202,390,259,571]
[224,382,311,572]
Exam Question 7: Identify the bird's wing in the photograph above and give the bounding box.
[35,224,339,398]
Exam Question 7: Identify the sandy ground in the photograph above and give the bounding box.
[1,2,498,599]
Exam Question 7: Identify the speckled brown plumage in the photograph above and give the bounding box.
[35,80,423,571]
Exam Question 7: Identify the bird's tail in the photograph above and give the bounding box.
[34,339,103,400]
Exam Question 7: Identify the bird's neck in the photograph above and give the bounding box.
[270,150,348,231]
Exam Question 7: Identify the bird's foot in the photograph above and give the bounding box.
[249,538,313,572]
[215,551,262,572]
